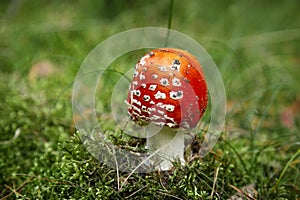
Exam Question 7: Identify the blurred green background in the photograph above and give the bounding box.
[0,0,299,199]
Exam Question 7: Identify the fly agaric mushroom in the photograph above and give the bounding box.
[125,48,208,170]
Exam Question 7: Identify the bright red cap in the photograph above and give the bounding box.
[125,48,208,130]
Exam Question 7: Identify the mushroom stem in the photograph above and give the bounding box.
[146,126,185,171]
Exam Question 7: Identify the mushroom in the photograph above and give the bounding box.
[125,48,208,170]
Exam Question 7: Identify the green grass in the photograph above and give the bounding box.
[1,0,300,199]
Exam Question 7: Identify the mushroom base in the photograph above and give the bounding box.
[146,126,185,171]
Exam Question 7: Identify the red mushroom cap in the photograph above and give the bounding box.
[125,48,208,130]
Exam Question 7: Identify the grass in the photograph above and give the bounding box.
[1,0,300,199]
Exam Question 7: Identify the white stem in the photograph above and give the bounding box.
[146,126,185,171]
